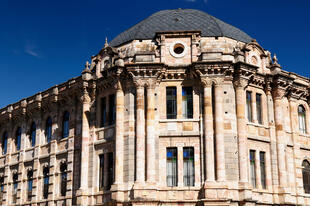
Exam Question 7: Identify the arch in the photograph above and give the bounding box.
[302,160,310,193]
[62,111,70,138]
[298,105,307,134]
[45,117,52,143]
[30,122,36,147]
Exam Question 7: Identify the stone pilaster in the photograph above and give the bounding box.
[234,78,249,183]
[146,79,156,183]
[134,80,145,183]
[214,79,225,181]
[111,79,125,203]
[272,88,288,190]
[77,86,91,205]
[201,78,215,182]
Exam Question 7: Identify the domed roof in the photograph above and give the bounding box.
[110,9,252,47]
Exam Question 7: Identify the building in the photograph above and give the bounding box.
[0,8,310,206]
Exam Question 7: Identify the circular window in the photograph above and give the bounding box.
[173,43,184,54]
[169,41,187,58]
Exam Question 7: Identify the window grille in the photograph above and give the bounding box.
[256,93,262,124]
[166,148,177,186]
[303,160,310,194]
[183,147,194,186]
[182,87,193,119]
[260,151,266,189]
[249,150,256,188]
[166,87,177,119]
[45,117,52,143]
[62,112,70,138]
[298,105,307,134]
[246,91,252,122]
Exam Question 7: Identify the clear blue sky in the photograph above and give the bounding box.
[0,0,309,108]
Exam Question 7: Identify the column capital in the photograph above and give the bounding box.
[272,87,286,100]
[201,78,213,88]
[146,78,156,89]
[133,79,145,89]
[80,87,91,104]
[233,77,248,89]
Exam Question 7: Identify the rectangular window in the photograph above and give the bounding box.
[12,174,18,204]
[61,172,67,196]
[246,91,252,122]
[99,154,104,190]
[256,93,262,124]
[101,97,107,127]
[43,168,49,199]
[0,176,4,203]
[166,147,178,186]
[166,87,177,119]
[260,151,266,189]
[108,94,116,125]
[182,87,193,119]
[27,171,33,201]
[183,147,194,186]
[107,152,114,190]
[250,150,256,188]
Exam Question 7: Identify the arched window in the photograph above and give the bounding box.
[43,166,49,199]
[45,117,52,143]
[302,160,310,193]
[1,132,8,155]
[16,127,21,151]
[60,162,67,196]
[299,105,307,134]
[62,111,70,138]
[30,122,36,147]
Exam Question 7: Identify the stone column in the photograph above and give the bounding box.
[214,80,225,181]
[80,87,91,190]
[234,78,249,183]
[135,80,145,183]
[114,80,124,184]
[146,80,156,183]
[272,88,287,189]
[202,79,215,182]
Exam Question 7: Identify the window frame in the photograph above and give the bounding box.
[27,170,33,201]
[2,132,8,155]
[182,87,193,119]
[249,150,256,188]
[45,117,52,143]
[259,151,266,189]
[166,147,178,187]
[246,91,253,122]
[256,93,263,124]
[43,167,49,199]
[62,111,70,138]
[303,160,310,194]
[166,87,177,119]
[30,122,36,147]
[15,127,21,151]
[60,163,67,196]
[183,147,195,186]
[298,105,307,134]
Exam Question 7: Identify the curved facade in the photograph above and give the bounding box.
[0,8,310,206]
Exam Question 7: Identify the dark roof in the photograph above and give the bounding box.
[110,9,252,47]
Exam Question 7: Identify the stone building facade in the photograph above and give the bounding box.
[0,8,310,206]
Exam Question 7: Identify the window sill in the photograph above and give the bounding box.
[160,119,200,123]
[247,122,269,129]
[97,124,115,131]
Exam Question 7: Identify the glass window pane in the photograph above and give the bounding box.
[303,160,310,193]
[183,147,194,186]
[167,148,177,186]
[46,117,52,143]
[107,152,114,190]
[99,154,104,189]
[101,97,107,127]
[182,87,193,119]
[250,150,256,188]
[16,128,21,151]
[260,152,266,189]
[108,94,116,125]
[2,132,8,155]
[166,87,177,119]
[256,94,262,124]
[246,91,252,122]
[299,106,306,134]
[31,122,36,147]
[62,112,70,138]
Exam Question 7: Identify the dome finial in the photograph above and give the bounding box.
[85,61,90,70]
[104,37,109,48]
[273,54,278,65]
